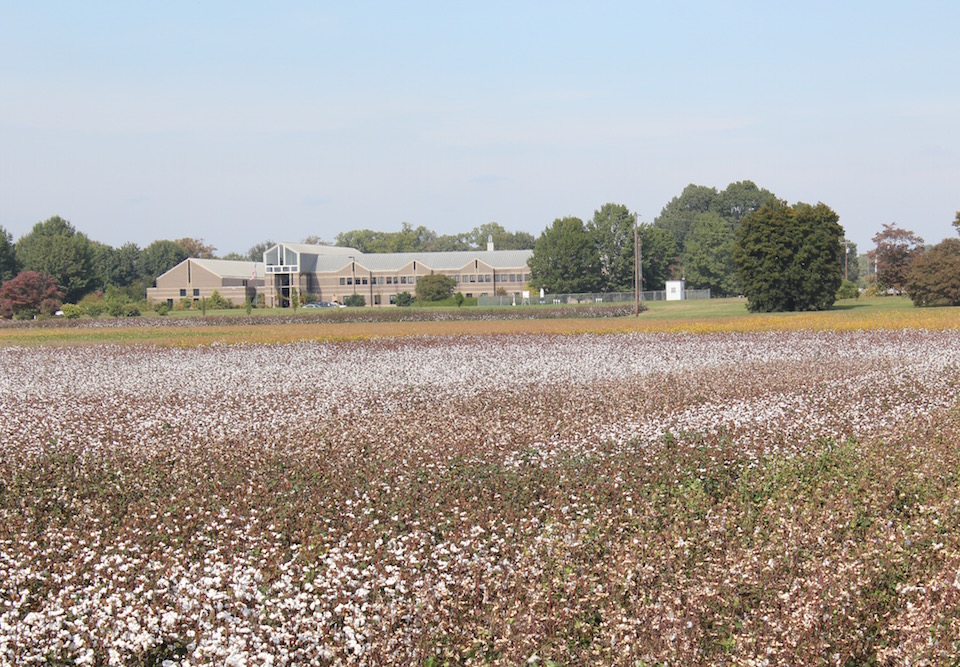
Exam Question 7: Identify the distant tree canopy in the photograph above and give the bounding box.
[174,237,217,259]
[15,216,95,303]
[335,222,534,253]
[734,201,844,312]
[906,237,960,307]
[871,223,925,294]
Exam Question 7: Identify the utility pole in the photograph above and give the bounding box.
[634,213,642,317]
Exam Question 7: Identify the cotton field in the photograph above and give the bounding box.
[2,330,960,665]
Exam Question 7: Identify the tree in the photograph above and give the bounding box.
[415,274,457,302]
[906,238,960,306]
[247,240,275,261]
[528,217,602,294]
[142,240,189,281]
[467,222,536,250]
[342,294,365,307]
[682,213,738,296]
[0,271,64,319]
[175,237,217,258]
[953,211,960,236]
[734,201,844,312]
[653,184,718,253]
[15,216,95,302]
[430,234,471,252]
[0,225,18,286]
[587,203,635,292]
[655,181,777,289]
[871,223,924,294]
[841,240,860,284]
[711,180,777,226]
[638,225,679,291]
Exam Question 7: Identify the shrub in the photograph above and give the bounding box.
[343,294,366,307]
[122,303,141,317]
[153,302,171,316]
[395,291,414,307]
[0,270,64,320]
[835,280,859,300]
[206,290,233,310]
[415,274,457,302]
[60,303,84,319]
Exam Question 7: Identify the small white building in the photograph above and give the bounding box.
[665,280,685,301]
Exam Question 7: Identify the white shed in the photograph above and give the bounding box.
[666,280,685,301]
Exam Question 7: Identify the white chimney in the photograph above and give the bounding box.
[487,234,494,252]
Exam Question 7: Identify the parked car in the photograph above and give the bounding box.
[303,301,343,308]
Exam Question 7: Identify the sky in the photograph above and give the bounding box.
[2,1,959,257]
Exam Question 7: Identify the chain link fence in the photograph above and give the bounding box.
[478,289,710,307]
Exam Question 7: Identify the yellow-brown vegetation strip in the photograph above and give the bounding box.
[0,300,958,347]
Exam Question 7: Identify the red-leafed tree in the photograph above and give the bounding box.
[0,271,64,319]
[871,223,925,294]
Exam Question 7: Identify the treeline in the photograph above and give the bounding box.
[334,221,535,253]
[527,181,853,297]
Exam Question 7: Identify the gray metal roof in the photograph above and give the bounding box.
[182,258,265,279]
[274,244,531,272]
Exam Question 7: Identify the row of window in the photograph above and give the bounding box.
[180,289,200,297]
[339,273,531,287]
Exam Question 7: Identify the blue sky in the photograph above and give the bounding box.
[2,1,958,256]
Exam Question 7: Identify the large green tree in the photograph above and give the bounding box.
[638,224,678,291]
[528,217,602,294]
[587,203,635,292]
[871,223,925,294]
[15,216,95,302]
[682,213,738,296]
[0,225,18,286]
[142,240,189,281]
[734,201,844,312]
[654,184,717,253]
[905,238,960,307]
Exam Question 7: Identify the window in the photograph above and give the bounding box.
[340,277,346,286]
[485,275,492,283]
[389,294,397,304]
[470,275,476,283]
[524,274,531,282]
[400,276,407,284]
[361,278,368,285]
[193,289,200,297]
[347,277,353,285]
[180,289,186,297]
[387,277,393,285]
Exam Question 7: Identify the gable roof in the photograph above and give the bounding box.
[265,243,531,272]
[156,258,264,281]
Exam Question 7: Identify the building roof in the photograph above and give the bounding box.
[267,243,532,272]
[157,258,265,280]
